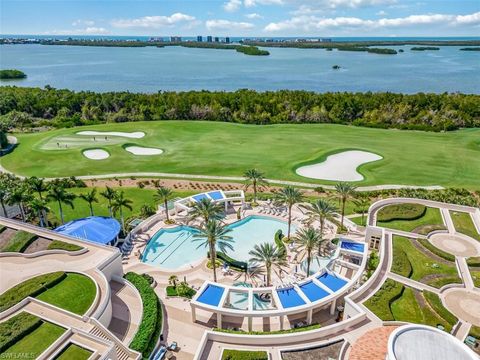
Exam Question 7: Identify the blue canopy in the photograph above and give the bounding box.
[55,216,121,245]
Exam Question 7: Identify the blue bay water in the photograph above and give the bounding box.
[1,43,479,93]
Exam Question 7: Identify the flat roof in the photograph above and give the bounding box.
[55,216,120,245]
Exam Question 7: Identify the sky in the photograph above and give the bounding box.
[1,0,479,37]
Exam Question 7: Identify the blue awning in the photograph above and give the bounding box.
[55,216,121,245]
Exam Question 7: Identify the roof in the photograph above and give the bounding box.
[55,216,121,245]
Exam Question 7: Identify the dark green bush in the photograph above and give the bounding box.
[214,252,247,271]
[2,231,38,253]
[417,239,455,262]
[222,349,268,360]
[364,279,404,321]
[377,204,426,222]
[0,70,26,79]
[0,312,41,352]
[124,272,161,358]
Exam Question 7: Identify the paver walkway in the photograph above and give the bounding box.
[349,325,399,360]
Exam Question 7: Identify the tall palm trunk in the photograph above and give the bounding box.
[120,206,125,234]
[89,202,94,216]
[1,199,7,217]
[37,209,44,227]
[58,200,64,224]
[164,199,169,221]
[107,200,113,217]
[306,249,311,276]
[253,180,257,203]
[18,203,25,222]
[266,264,271,287]
[319,217,325,255]
[287,204,292,239]
[210,241,217,282]
[341,198,346,229]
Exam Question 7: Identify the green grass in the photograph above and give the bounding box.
[377,203,426,222]
[47,240,83,252]
[0,271,66,312]
[391,236,461,288]
[35,273,96,315]
[417,238,456,262]
[377,207,446,234]
[222,349,268,360]
[349,215,367,226]
[46,186,195,224]
[0,312,41,352]
[450,211,480,240]
[1,321,65,359]
[471,271,480,288]
[54,343,92,360]
[165,285,196,299]
[365,279,457,332]
[4,122,480,187]
[1,231,37,253]
[214,323,321,335]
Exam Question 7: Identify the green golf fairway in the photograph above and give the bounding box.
[3,121,480,188]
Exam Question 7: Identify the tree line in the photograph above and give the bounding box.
[0,86,479,132]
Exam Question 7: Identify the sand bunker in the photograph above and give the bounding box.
[125,146,163,156]
[77,131,145,139]
[83,149,110,160]
[296,150,382,181]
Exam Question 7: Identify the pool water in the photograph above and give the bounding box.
[142,215,292,269]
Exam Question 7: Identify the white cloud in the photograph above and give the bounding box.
[264,11,480,32]
[206,19,255,31]
[376,10,387,16]
[245,13,264,19]
[72,19,95,27]
[245,0,284,7]
[321,0,396,8]
[111,13,195,29]
[44,27,110,35]
[224,0,242,12]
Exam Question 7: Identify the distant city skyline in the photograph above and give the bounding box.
[1,0,479,37]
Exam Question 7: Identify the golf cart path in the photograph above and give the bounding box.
[0,165,444,191]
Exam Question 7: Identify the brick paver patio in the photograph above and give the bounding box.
[349,325,399,360]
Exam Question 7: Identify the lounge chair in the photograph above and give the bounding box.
[465,336,476,347]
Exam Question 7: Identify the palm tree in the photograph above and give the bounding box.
[244,168,267,204]
[47,185,76,224]
[353,197,370,226]
[112,191,133,234]
[29,198,50,227]
[100,186,117,217]
[295,227,322,275]
[234,262,265,286]
[79,188,98,217]
[168,275,179,289]
[249,242,287,287]
[189,198,224,224]
[27,176,49,200]
[301,199,337,243]
[193,220,234,282]
[275,186,304,239]
[335,182,357,230]
[154,186,173,222]
[7,184,32,222]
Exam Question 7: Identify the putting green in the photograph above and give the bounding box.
[3,121,480,187]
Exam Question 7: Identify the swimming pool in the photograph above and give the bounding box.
[142,215,292,269]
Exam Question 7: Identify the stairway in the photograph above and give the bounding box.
[89,324,133,360]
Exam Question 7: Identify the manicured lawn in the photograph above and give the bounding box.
[222,349,268,360]
[471,271,480,288]
[1,321,65,359]
[450,211,480,240]
[47,240,83,252]
[0,312,41,352]
[47,186,195,224]
[349,215,367,226]
[3,122,480,188]
[377,206,446,235]
[166,285,196,299]
[1,231,37,253]
[54,343,92,360]
[365,279,457,332]
[36,273,96,315]
[391,236,461,288]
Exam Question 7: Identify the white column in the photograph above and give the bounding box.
[307,309,313,325]
[217,313,223,329]
[248,317,253,332]
[330,299,337,316]
[279,315,284,330]
[191,305,196,322]
[225,201,228,212]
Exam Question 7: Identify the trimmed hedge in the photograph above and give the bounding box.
[0,312,42,352]
[214,323,321,335]
[417,239,455,262]
[47,240,83,252]
[377,204,426,222]
[274,229,286,256]
[166,285,196,299]
[364,279,404,321]
[391,247,413,278]
[124,272,162,358]
[2,231,37,253]
[215,252,247,272]
[467,257,480,267]
[424,291,458,327]
[222,349,268,360]
[0,271,66,312]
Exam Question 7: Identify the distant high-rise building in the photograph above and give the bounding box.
[214,37,219,42]
[207,36,213,42]
[197,35,203,42]
[170,36,182,42]
[225,37,230,44]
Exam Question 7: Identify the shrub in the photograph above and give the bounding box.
[124,272,161,357]
[391,247,413,278]
[377,204,426,222]
[214,323,320,335]
[222,349,268,360]
[214,252,247,271]
[0,272,66,312]
[0,312,41,352]
[47,240,83,252]
[364,279,404,321]
[166,284,196,299]
[2,231,37,253]
[467,257,480,267]
[417,239,455,262]
[274,229,286,256]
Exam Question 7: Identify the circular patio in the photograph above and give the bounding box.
[428,233,480,257]
[443,289,480,326]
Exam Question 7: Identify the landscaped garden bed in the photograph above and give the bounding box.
[0,230,37,253]
[54,343,92,360]
[376,204,446,235]
[364,279,457,331]
[391,236,461,288]
[450,211,480,240]
[214,323,321,335]
[0,271,96,315]
[222,349,268,360]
